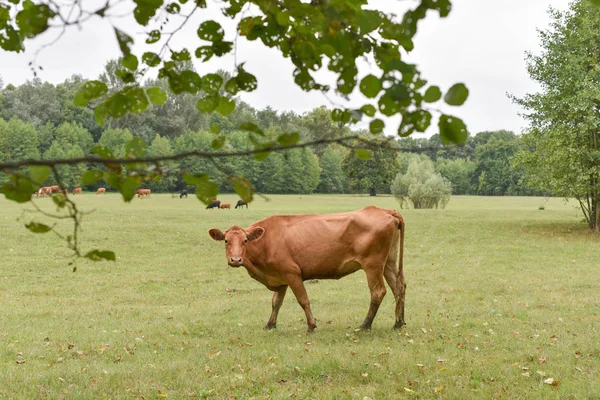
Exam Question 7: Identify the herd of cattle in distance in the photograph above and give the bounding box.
[34,186,249,209]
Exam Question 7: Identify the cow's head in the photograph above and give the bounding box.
[208,225,265,267]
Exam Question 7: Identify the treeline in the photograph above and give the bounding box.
[0,68,540,196]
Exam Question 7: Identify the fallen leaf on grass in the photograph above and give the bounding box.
[361,372,368,377]
[16,359,25,364]
[208,351,221,359]
[434,385,445,393]
[437,359,446,363]
[544,378,559,386]
[538,357,547,364]
[76,350,85,356]
[68,343,74,349]
[404,387,415,393]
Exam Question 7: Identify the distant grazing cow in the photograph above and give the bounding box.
[208,206,406,332]
[235,200,248,209]
[50,185,59,193]
[220,203,231,209]
[180,189,188,198]
[206,200,221,209]
[72,188,82,195]
[136,189,151,198]
[96,188,106,194]
[36,187,50,197]
[59,189,68,195]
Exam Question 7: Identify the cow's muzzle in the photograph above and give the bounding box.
[228,256,243,267]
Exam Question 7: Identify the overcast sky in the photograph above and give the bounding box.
[0,0,570,137]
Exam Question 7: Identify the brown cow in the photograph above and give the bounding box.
[50,185,59,193]
[208,206,406,333]
[137,189,151,198]
[96,188,106,194]
[72,188,82,195]
[37,186,52,197]
[220,203,231,209]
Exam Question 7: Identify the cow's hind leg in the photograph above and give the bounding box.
[384,231,406,329]
[358,264,387,330]
[264,286,288,330]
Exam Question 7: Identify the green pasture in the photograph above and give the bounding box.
[0,194,599,399]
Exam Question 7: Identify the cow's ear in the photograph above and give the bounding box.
[247,226,265,242]
[208,228,225,241]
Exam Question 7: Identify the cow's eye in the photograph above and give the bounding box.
[243,239,248,244]
[224,240,229,244]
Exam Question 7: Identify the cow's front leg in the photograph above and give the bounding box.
[264,286,288,330]
[286,276,317,333]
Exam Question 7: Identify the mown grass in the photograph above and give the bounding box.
[0,194,599,399]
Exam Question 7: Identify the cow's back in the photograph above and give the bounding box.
[245,207,399,279]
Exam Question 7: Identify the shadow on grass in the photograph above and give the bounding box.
[519,220,595,237]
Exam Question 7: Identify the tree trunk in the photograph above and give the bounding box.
[595,193,600,232]
[369,187,376,196]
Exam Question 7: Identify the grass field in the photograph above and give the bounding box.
[1,194,599,399]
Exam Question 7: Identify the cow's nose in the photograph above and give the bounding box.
[229,256,243,265]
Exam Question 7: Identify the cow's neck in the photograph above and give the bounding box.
[242,258,268,285]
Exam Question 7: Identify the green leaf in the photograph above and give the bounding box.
[238,122,264,136]
[121,86,149,114]
[25,222,52,233]
[230,176,253,202]
[358,10,382,33]
[52,193,67,208]
[16,2,55,38]
[146,30,161,44]
[211,135,226,149]
[121,54,138,70]
[216,97,235,116]
[360,104,376,117]
[359,75,382,98]
[195,180,219,205]
[166,2,181,14]
[81,170,104,185]
[91,145,115,159]
[29,166,50,184]
[182,172,209,185]
[370,119,385,135]
[120,176,141,201]
[132,0,161,25]
[591,0,600,6]
[444,83,469,106]
[277,132,300,146]
[195,46,214,61]
[355,149,372,161]
[197,20,224,41]
[202,73,223,94]
[73,81,108,107]
[423,86,442,103]
[142,52,161,67]
[124,137,147,158]
[115,69,136,83]
[438,115,469,144]
[85,250,116,262]
[1,176,35,203]
[171,48,191,61]
[210,123,221,134]
[114,28,133,55]
[236,65,258,92]
[146,87,167,105]
[197,95,219,113]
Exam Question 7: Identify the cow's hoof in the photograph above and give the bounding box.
[356,325,372,331]
[263,324,276,331]
[392,322,406,330]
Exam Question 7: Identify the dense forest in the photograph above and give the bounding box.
[0,63,540,197]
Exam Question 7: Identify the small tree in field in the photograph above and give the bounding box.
[391,156,452,209]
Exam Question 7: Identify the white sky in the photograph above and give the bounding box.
[0,0,570,137]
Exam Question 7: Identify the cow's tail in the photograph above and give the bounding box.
[385,208,405,287]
